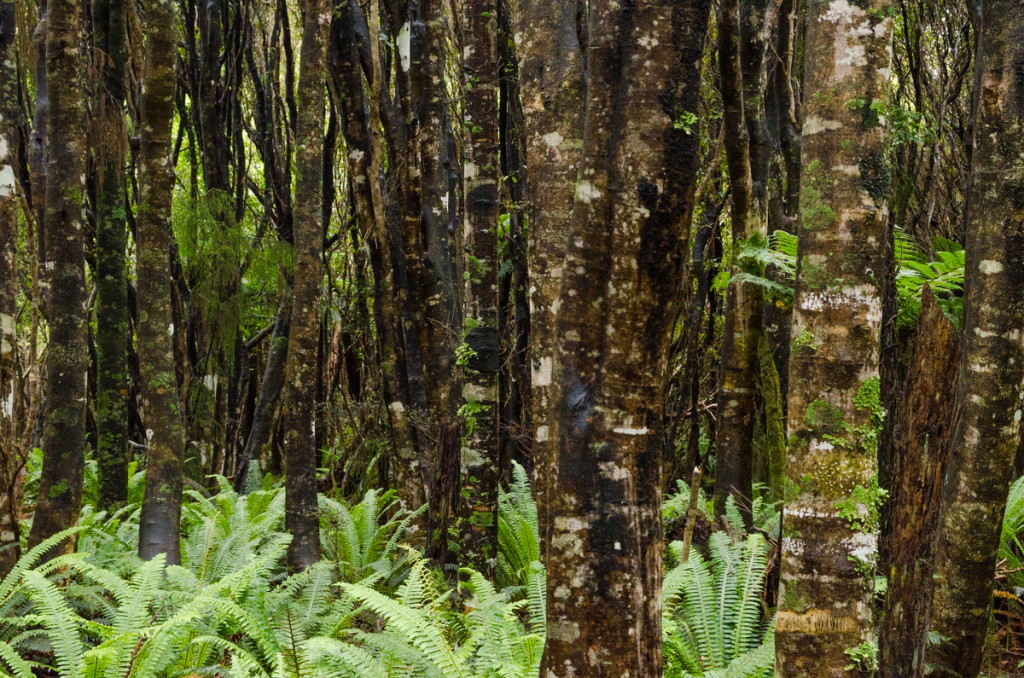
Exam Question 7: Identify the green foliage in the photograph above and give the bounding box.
[844,640,878,672]
[835,476,888,533]
[732,229,964,327]
[663,530,774,678]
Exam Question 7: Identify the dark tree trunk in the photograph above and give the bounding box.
[235,299,290,492]
[877,288,959,678]
[136,0,187,565]
[93,0,130,510]
[28,0,88,552]
[458,0,501,573]
[0,0,22,576]
[929,5,1024,674]
[280,0,329,572]
[537,1,710,676]
[513,0,585,494]
[713,0,763,527]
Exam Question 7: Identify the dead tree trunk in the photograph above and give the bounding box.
[928,5,1024,674]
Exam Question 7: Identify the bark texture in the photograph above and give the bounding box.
[538,1,710,676]
[93,0,130,509]
[136,0,187,564]
[513,0,584,476]
[775,1,893,674]
[713,0,766,526]
[877,288,959,678]
[459,0,501,572]
[280,0,329,572]
[28,0,88,551]
[928,5,1024,674]
[0,0,22,575]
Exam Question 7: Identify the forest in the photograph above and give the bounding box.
[0,0,1023,675]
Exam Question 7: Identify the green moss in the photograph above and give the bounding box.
[49,479,69,498]
[804,400,845,430]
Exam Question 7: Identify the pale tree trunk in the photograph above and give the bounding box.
[28,0,88,552]
[459,0,501,573]
[928,5,1024,674]
[538,1,709,676]
[136,0,187,564]
[93,0,130,510]
[774,1,892,674]
[280,0,329,572]
[513,0,584,485]
[0,0,23,576]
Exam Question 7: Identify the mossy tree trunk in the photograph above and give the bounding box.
[27,0,88,552]
[280,0,329,573]
[92,0,130,510]
[538,1,710,675]
[928,4,1024,674]
[774,1,893,674]
[713,0,768,526]
[0,0,23,576]
[136,0,187,565]
[459,0,501,572]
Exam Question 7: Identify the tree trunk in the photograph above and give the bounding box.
[93,0,130,510]
[235,299,290,492]
[459,0,501,573]
[0,0,22,576]
[928,5,1024,674]
[280,0,329,572]
[28,0,88,552]
[538,1,710,676]
[713,0,765,526]
[877,287,959,678]
[774,1,893,674]
[513,0,585,486]
[136,0,187,565]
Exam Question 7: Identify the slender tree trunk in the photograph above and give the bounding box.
[513,0,585,487]
[235,299,290,492]
[136,0,187,564]
[459,0,500,573]
[929,5,1024,674]
[280,0,329,572]
[93,0,130,510]
[877,288,959,678]
[538,1,710,676]
[28,0,88,551]
[0,0,22,576]
[774,1,893,674]
[713,0,764,526]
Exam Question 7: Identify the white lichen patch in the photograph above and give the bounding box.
[979,259,1003,275]
[575,181,602,204]
[803,115,843,136]
[533,356,553,387]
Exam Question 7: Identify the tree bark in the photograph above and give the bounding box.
[538,1,710,676]
[93,0,130,510]
[774,1,893,674]
[877,287,959,678]
[513,0,585,485]
[280,0,329,572]
[0,0,22,576]
[136,0,187,565]
[28,0,88,552]
[713,0,765,527]
[928,4,1024,674]
[459,0,501,573]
